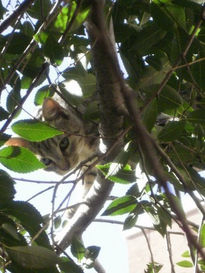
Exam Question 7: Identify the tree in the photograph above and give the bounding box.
[0,0,205,272]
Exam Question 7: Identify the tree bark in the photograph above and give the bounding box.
[56,0,125,253]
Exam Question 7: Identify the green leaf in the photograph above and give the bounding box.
[145,53,164,71]
[63,63,86,80]
[34,31,49,44]
[22,48,45,79]
[59,83,84,106]
[3,201,51,248]
[155,206,172,236]
[158,121,185,142]
[177,260,193,268]
[54,6,69,33]
[138,66,170,89]
[0,133,10,147]
[63,65,96,97]
[0,146,44,173]
[158,85,182,113]
[0,214,27,247]
[21,21,34,37]
[153,1,187,30]
[187,109,205,124]
[103,196,137,216]
[0,107,9,121]
[1,223,20,241]
[54,3,90,33]
[151,3,174,32]
[85,246,100,260]
[21,76,32,89]
[44,35,64,65]
[34,85,54,105]
[0,170,15,204]
[0,0,6,18]
[84,101,99,120]
[126,183,140,198]
[12,119,63,141]
[199,224,205,248]
[166,3,186,30]
[6,78,21,113]
[6,33,31,54]
[79,73,96,97]
[170,195,186,219]
[198,259,205,266]
[71,238,85,261]
[123,213,138,230]
[97,163,136,184]
[145,262,163,273]
[130,23,166,56]
[186,167,205,197]
[142,99,158,132]
[70,6,90,32]
[181,250,190,258]
[28,0,52,20]
[59,257,83,273]
[6,245,59,269]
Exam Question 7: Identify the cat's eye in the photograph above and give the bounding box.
[59,137,69,151]
[41,158,52,166]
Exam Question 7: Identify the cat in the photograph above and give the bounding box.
[6,97,100,199]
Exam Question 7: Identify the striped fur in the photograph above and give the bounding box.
[7,98,99,195]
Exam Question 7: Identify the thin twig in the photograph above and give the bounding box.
[166,232,176,273]
[50,180,76,245]
[26,186,54,202]
[0,0,63,93]
[152,140,205,216]
[0,62,49,133]
[142,229,156,273]
[51,125,131,234]
[141,11,204,113]
[52,126,131,215]
[0,0,35,33]
[13,177,73,184]
[94,219,184,235]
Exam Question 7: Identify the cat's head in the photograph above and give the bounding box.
[6,98,86,174]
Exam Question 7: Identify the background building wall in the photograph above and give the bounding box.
[126,209,200,273]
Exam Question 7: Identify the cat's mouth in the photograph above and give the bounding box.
[56,168,70,175]
[56,164,71,175]
[44,163,71,175]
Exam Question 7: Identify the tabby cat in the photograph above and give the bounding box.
[7,97,99,197]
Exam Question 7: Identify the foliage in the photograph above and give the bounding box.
[0,0,205,272]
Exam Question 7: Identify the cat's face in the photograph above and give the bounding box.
[30,134,85,174]
[7,98,86,174]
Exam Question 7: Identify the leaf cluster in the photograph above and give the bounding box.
[0,0,205,272]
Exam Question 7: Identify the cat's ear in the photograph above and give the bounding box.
[42,98,61,121]
[6,137,31,149]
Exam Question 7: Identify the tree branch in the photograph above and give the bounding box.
[0,62,49,133]
[0,0,35,34]
[56,0,205,262]
[55,0,127,254]
[86,0,205,261]
[0,0,63,93]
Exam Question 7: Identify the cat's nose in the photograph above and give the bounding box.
[58,161,70,172]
